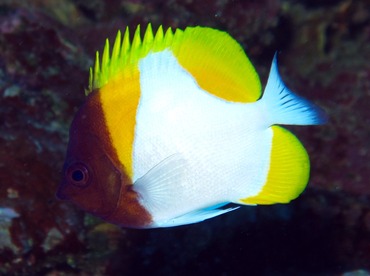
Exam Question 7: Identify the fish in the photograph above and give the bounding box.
[56,24,327,228]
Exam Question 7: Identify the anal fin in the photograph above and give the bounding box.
[240,126,310,205]
[154,204,239,228]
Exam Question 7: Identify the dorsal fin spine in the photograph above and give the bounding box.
[93,51,100,89]
[111,30,122,74]
[164,27,174,45]
[101,39,110,85]
[153,25,164,51]
[143,23,154,50]
[121,26,130,57]
[130,25,141,63]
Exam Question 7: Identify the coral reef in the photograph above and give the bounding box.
[0,0,368,274]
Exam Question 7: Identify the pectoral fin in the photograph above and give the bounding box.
[133,153,187,214]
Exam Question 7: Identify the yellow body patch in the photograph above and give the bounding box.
[98,69,140,179]
[240,126,310,204]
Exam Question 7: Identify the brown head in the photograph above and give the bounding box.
[57,91,123,219]
[57,91,152,228]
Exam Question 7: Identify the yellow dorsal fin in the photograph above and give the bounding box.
[240,126,310,205]
[173,27,261,102]
[87,25,261,102]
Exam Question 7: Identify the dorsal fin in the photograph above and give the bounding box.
[173,27,261,102]
[88,24,162,93]
[87,24,261,102]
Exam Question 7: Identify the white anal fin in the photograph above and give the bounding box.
[154,204,239,228]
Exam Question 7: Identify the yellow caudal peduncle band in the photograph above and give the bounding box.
[240,126,310,205]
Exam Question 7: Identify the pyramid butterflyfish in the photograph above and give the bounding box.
[57,24,327,228]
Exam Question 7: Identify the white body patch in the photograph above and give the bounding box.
[133,50,272,226]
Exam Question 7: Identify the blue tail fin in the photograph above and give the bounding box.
[261,53,327,126]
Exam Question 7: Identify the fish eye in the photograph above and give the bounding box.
[66,162,90,188]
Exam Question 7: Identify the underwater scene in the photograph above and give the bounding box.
[0,0,369,275]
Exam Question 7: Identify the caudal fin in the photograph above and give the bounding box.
[261,53,327,126]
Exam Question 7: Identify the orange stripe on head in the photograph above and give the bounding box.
[99,68,140,179]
